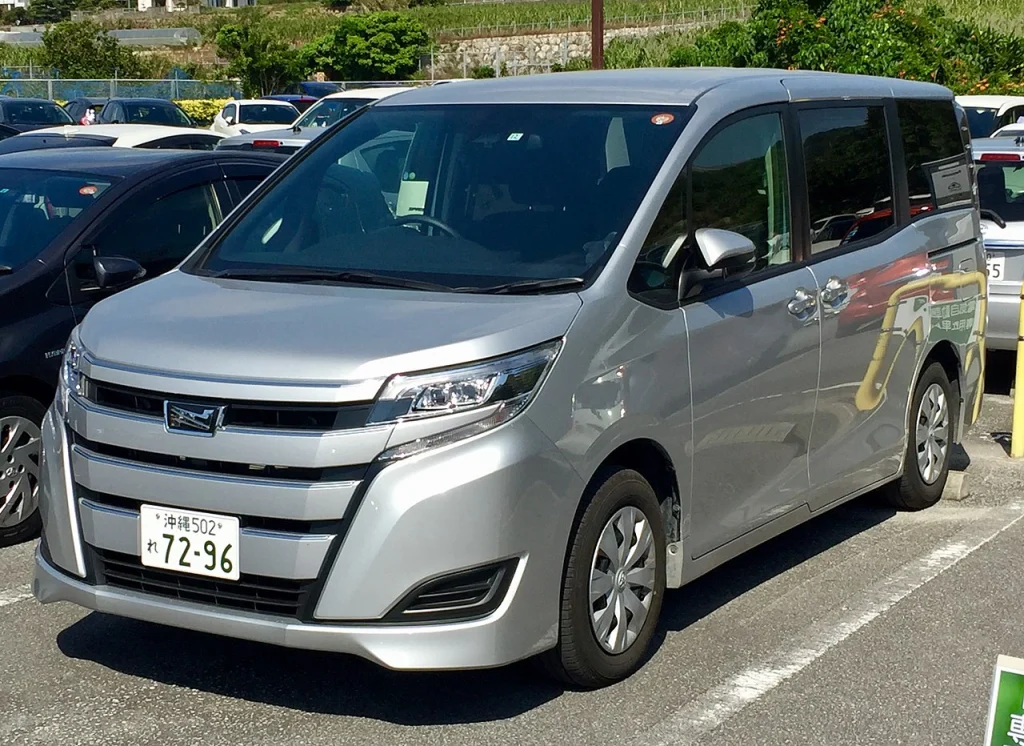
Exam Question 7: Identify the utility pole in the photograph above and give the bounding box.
[591,0,603,69]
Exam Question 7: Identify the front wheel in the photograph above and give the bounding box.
[884,362,955,511]
[0,394,45,548]
[538,468,666,688]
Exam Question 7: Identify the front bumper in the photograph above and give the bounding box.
[35,403,585,670]
[987,291,1021,352]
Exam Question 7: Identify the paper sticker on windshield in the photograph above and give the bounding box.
[651,113,675,126]
[507,132,524,142]
[78,185,98,196]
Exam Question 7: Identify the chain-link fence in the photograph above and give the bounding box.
[0,78,241,100]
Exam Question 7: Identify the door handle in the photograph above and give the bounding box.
[788,287,817,316]
[820,276,849,304]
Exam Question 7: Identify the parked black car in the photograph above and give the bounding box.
[0,147,283,546]
[0,96,74,132]
[63,97,108,125]
[97,98,193,127]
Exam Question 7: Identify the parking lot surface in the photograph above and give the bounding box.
[2,358,1022,746]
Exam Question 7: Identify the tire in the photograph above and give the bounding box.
[537,468,666,688]
[884,362,955,511]
[0,393,45,548]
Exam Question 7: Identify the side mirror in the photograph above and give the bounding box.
[225,116,235,126]
[94,256,145,291]
[694,228,756,269]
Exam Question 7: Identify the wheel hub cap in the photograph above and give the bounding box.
[915,383,949,485]
[589,506,657,654]
[0,415,42,530]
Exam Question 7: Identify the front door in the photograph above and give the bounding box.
[678,109,822,558]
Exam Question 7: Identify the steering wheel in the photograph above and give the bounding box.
[393,215,461,239]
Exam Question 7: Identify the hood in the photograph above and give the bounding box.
[79,271,582,388]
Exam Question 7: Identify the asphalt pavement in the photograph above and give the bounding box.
[2,354,1023,746]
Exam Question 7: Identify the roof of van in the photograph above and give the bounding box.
[377,68,951,107]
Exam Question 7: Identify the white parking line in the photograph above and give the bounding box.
[0,584,32,608]
[641,505,1024,746]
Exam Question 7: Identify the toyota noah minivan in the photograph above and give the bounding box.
[34,69,985,688]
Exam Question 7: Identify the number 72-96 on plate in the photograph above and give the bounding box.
[140,505,240,581]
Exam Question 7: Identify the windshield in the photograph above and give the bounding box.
[191,103,692,290]
[240,104,297,125]
[303,82,342,97]
[294,98,374,129]
[977,160,1024,223]
[966,107,999,138]
[124,102,191,127]
[0,169,116,271]
[4,101,73,126]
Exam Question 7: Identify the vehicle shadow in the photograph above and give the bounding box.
[56,495,896,722]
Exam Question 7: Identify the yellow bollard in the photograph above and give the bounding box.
[1012,283,1024,458]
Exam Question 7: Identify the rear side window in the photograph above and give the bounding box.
[800,106,894,253]
[897,99,973,212]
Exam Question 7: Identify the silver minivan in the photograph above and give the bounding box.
[34,69,985,688]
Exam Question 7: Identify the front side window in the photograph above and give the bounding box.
[239,104,297,125]
[898,99,972,212]
[0,170,115,271]
[294,98,374,129]
[79,183,221,287]
[630,112,791,306]
[801,106,894,252]
[964,107,998,139]
[191,104,692,291]
[976,161,1024,224]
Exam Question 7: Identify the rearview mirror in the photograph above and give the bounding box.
[94,256,146,291]
[694,228,756,269]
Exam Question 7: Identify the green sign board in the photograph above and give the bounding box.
[985,656,1024,746]
[929,297,979,346]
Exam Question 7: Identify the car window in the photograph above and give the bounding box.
[801,106,894,253]
[122,102,192,127]
[336,131,413,210]
[136,135,222,151]
[239,104,296,125]
[976,161,1024,224]
[629,112,791,306]
[193,103,692,290]
[294,98,374,129]
[964,107,998,138]
[220,104,234,121]
[897,99,972,212]
[3,101,73,126]
[77,182,222,288]
[0,170,115,271]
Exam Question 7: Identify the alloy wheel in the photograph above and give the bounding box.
[0,415,41,529]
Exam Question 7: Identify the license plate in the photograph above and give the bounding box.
[987,253,1005,281]
[140,505,240,581]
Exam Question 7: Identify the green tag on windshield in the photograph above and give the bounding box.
[985,656,1024,746]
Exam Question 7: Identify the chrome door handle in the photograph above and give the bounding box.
[820,276,849,304]
[788,287,817,316]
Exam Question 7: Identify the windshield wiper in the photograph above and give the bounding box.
[209,267,452,292]
[466,277,586,295]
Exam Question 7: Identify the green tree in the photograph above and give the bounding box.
[215,19,301,97]
[41,21,145,79]
[303,12,429,80]
[24,0,75,24]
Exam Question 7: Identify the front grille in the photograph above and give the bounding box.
[79,487,336,535]
[94,549,313,617]
[73,433,369,484]
[84,378,373,432]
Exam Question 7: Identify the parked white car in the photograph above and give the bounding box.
[23,124,225,150]
[210,100,301,137]
[956,95,1024,138]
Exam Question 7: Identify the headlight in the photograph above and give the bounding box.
[56,329,84,417]
[370,340,561,461]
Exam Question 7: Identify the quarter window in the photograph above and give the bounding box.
[801,106,894,253]
[897,99,972,212]
[630,112,792,306]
